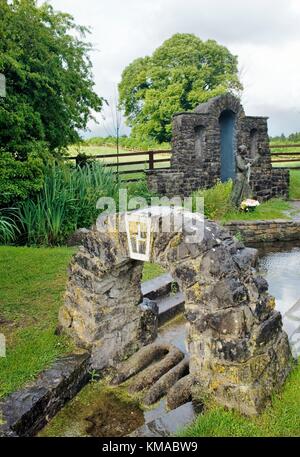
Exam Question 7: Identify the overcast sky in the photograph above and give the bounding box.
[48,0,300,137]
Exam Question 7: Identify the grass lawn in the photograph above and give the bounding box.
[0,247,165,398]
[142,262,165,281]
[179,360,300,437]
[0,246,76,398]
[221,198,291,223]
[290,169,300,199]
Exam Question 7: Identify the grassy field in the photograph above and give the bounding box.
[290,170,300,199]
[0,247,164,398]
[0,246,75,398]
[179,360,300,437]
[67,144,171,180]
[221,198,291,223]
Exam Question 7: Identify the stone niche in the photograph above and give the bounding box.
[59,207,292,416]
[147,93,289,200]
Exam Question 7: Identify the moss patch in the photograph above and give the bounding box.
[179,359,300,437]
[38,380,144,437]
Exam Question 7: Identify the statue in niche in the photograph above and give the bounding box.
[231,144,259,208]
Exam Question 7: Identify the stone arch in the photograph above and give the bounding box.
[195,94,245,183]
[59,207,291,415]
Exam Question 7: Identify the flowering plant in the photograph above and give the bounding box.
[240,199,260,212]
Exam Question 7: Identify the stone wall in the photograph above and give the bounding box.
[147,93,289,200]
[59,208,292,416]
[224,219,300,243]
[59,242,148,370]
[0,352,90,437]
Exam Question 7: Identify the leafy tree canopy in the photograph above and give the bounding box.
[0,0,103,158]
[119,33,242,143]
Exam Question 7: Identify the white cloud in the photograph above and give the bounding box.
[47,0,300,136]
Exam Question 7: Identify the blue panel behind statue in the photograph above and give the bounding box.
[219,109,236,182]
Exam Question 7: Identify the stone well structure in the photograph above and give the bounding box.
[147,93,289,200]
[59,207,292,416]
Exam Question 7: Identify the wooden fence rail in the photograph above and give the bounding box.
[270,143,300,169]
[63,144,300,180]
[64,150,172,181]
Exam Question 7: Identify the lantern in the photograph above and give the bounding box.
[125,211,152,261]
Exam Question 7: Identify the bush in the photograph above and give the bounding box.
[19,163,119,245]
[193,180,233,220]
[125,177,157,205]
[0,151,45,207]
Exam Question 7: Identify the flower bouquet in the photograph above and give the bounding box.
[240,199,260,212]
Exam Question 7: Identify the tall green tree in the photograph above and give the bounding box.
[0,0,103,156]
[0,0,103,205]
[119,34,242,143]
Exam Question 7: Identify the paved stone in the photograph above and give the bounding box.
[156,292,185,326]
[141,272,174,299]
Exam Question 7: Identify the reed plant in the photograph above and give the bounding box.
[19,163,119,245]
[0,208,21,244]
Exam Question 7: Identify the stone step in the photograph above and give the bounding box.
[157,292,185,327]
[141,273,174,300]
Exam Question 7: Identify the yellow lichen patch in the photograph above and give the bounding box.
[0,413,6,426]
[214,364,226,374]
[189,282,202,300]
[266,296,276,310]
[169,233,183,248]
[190,258,201,273]
[213,363,241,384]
[210,379,221,391]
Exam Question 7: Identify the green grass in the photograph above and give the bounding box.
[221,198,291,223]
[68,144,131,157]
[0,246,75,398]
[273,162,300,168]
[193,180,293,223]
[142,262,165,281]
[67,144,171,180]
[290,170,300,199]
[0,247,165,398]
[179,360,300,437]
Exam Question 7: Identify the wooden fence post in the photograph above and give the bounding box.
[149,151,154,170]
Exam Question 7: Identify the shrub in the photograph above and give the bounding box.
[126,177,157,205]
[0,151,45,207]
[193,180,233,220]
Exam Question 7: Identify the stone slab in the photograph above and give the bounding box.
[0,352,91,437]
